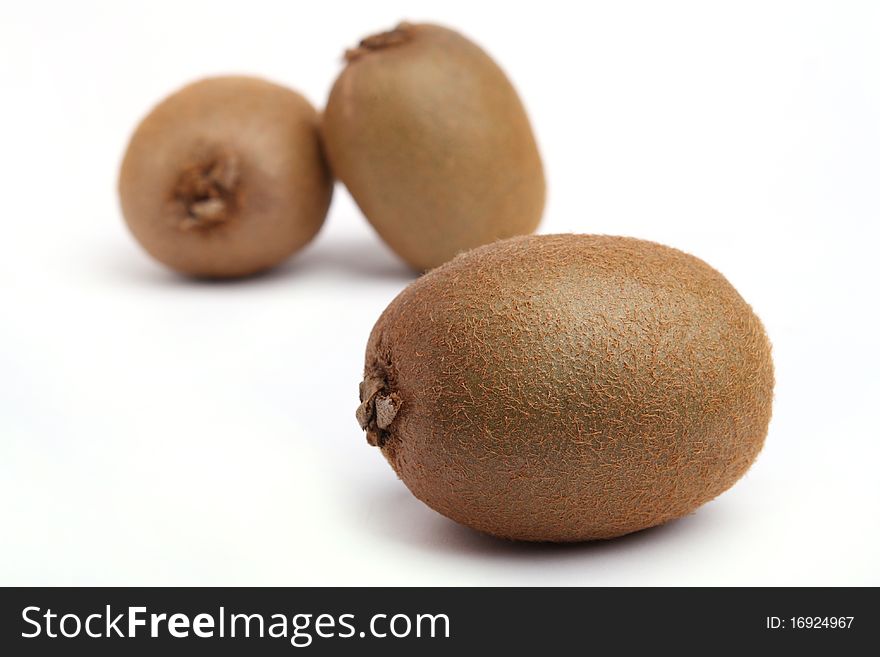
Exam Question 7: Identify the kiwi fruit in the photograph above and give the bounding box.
[357,234,774,542]
[323,22,545,271]
[119,76,333,278]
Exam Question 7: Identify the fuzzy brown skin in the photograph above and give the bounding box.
[119,76,333,278]
[358,235,774,542]
[323,23,545,272]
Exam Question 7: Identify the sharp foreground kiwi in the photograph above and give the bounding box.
[323,22,546,271]
[357,234,774,542]
[119,76,333,278]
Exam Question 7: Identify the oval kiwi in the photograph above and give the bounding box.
[323,22,545,271]
[357,234,774,542]
[119,76,333,278]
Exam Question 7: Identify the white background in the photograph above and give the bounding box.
[1,1,878,586]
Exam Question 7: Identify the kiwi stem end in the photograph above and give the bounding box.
[345,22,415,62]
[357,373,401,447]
[172,149,241,231]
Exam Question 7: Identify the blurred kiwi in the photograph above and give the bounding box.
[323,22,545,271]
[119,76,333,278]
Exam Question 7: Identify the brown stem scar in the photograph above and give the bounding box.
[356,374,402,447]
[172,149,241,231]
[345,22,415,62]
